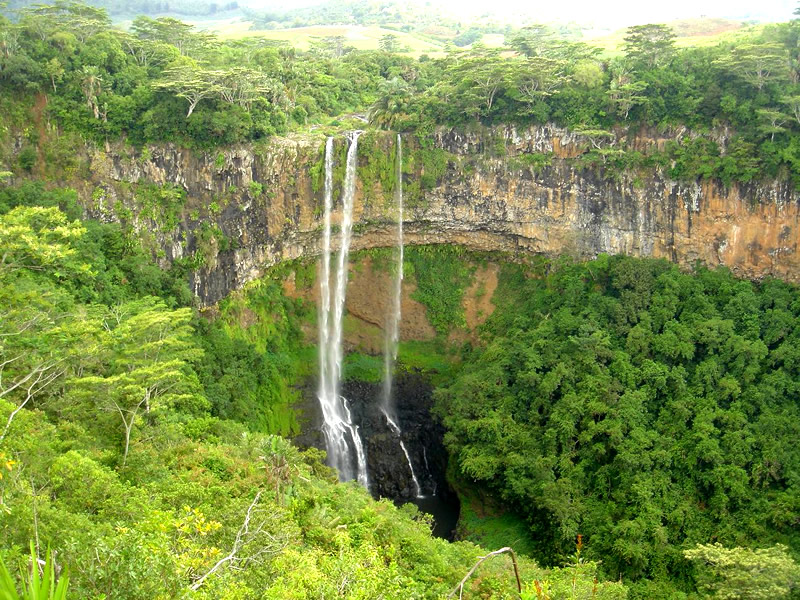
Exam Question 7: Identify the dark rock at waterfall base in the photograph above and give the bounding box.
[291,380,326,453]
[343,372,452,501]
[405,494,460,541]
[292,369,459,539]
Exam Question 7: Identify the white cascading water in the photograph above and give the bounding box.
[385,413,421,497]
[381,134,422,498]
[317,133,369,487]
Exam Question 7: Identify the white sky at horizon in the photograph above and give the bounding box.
[245,0,797,29]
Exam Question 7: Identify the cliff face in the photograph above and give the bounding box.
[75,125,800,305]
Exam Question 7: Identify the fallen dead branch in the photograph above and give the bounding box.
[448,546,522,599]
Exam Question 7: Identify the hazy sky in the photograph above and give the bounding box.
[247,0,797,28]
[443,0,796,26]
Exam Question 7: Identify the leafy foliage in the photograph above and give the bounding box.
[521,556,627,600]
[0,544,68,600]
[69,299,205,467]
[435,255,800,593]
[0,4,418,149]
[0,206,87,277]
[4,4,800,185]
[194,276,311,436]
[684,543,800,599]
[404,245,473,335]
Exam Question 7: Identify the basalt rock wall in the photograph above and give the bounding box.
[70,125,800,305]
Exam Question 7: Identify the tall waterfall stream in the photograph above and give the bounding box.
[381,134,423,498]
[313,133,458,537]
[317,133,368,486]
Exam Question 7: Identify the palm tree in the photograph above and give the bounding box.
[367,77,412,130]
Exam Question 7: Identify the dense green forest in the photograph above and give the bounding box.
[435,253,800,598]
[3,2,800,185]
[0,183,637,598]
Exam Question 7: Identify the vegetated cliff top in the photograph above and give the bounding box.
[2,2,799,183]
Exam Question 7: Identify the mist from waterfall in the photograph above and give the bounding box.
[317,133,368,487]
[381,134,422,498]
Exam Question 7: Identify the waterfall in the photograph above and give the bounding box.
[380,134,404,417]
[380,134,423,498]
[385,412,421,498]
[317,133,369,488]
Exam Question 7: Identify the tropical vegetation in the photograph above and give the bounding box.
[2,1,800,597]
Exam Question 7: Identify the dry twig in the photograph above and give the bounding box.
[448,546,522,599]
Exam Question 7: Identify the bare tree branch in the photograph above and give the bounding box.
[0,362,64,447]
[448,547,522,599]
[190,491,285,590]
[0,314,44,337]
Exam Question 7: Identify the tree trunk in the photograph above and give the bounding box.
[122,421,132,468]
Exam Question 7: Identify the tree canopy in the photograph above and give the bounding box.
[435,255,800,595]
[4,4,800,186]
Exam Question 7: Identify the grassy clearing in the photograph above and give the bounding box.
[584,17,761,55]
[214,22,446,56]
[397,340,461,387]
[478,33,506,47]
[343,352,384,382]
[454,478,539,557]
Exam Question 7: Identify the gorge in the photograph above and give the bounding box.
[4,121,800,597]
[40,123,800,531]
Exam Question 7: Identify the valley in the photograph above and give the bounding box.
[2,1,800,598]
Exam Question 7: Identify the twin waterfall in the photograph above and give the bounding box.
[317,133,368,486]
[316,133,421,495]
